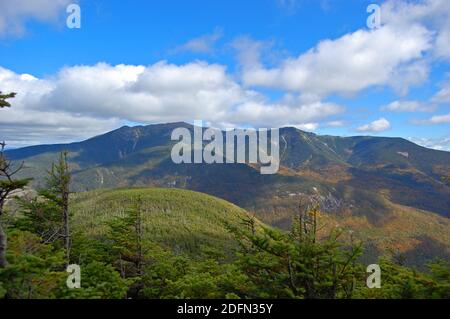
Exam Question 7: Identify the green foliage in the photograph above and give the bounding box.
[105,197,144,273]
[13,152,71,257]
[14,194,62,245]
[139,245,250,299]
[7,123,450,270]
[428,260,450,298]
[228,206,364,299]
[0,227,135,299]
[0,230,66,299]
[2,187,449,299]
[0,179,30,196]
[356,259,450,299]
[104,197,146,297]
[61,261,131,299]
[0,91,16,108]
[71,188,246,255]
[0,139,31,268]
[44,151,71,207]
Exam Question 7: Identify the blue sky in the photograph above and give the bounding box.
[0,0,449,149]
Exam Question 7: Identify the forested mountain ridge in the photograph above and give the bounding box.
[7,122,449,221]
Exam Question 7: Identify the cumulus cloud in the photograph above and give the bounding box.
[226,98,343,128]
[0,0,73,37]
[381,0,450,61]
[234,0,450,98]
[172,28,223,54]
[0,63,344,146]
[356,118,391,133]
[237,25,432,96]
[0,67,121,146]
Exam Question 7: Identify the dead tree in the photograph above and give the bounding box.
[46,151,71,265]
[0,142,30,267]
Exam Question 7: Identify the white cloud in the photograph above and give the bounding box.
[432,80,450,104]
[294,123,319,131]
[0,63,344,146]
[382,100,433,112]
[238,25,432,96]
[409,136,450,151]
[356,118,391,133]
[231,36,275,70]
[172,28,223,54]
[235,0,450,98]
[228,99,343,128]
[0,66,120,146]
[435,25,450,60]
[325,120,345,127]
[413,113,450,125]
[0,0,73,37]
[381,0,450,61]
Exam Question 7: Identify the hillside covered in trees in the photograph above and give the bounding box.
[6,122,450,268]
[1,183,449,299]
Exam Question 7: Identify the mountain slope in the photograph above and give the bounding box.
[70,187,252,254]
[8,122,449,220]
[68,187,450,269]
[6,123,450,266]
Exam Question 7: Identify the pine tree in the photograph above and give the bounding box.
[106,196,145,297]
[0,229,66,298]
[43,151,71,265]
[15,188,64,245]
[0,145,31,268]
[0,91,31,268]
[229,202,363,299]
[0,92,16,108]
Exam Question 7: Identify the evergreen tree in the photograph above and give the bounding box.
[61,261,131,299]
[44,152,71,265]
[14,152,72,258]
[228,203,363,299]
[0,91,30,268]
[105,196,146,297]
[0,230,66,299]
[0,92,16,108]
[356,258,450,299]
[15,190,64,245]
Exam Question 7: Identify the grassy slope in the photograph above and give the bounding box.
[70,188,251,255]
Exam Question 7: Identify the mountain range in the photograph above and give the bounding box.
[6,122,450,267]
